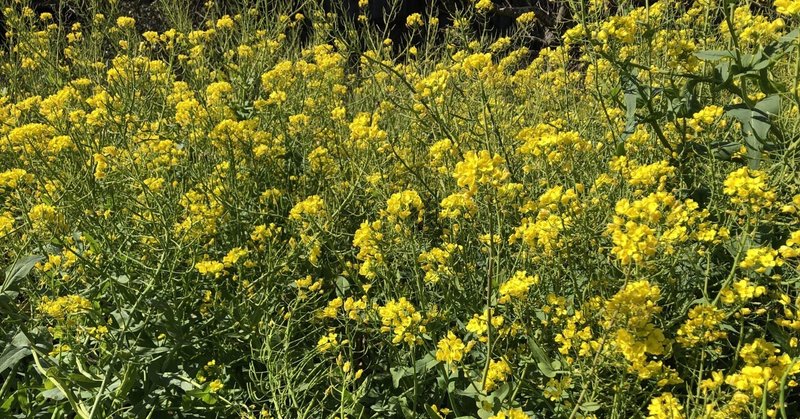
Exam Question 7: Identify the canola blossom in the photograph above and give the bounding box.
[1,0,800,418]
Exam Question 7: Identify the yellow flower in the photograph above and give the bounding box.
[317,332,338,352]
[116,16,136,29]
[195,260,225,277]
[516,12,536,25]
[474,0,495,12]
[216,15,235,29]
[406,13,424,28]
[720,279,766,305]
[498,271,539,304]
[646,393,685,419]
[776,0,800,15]
[676,305,727,347]
[723,167,776,212]
[377,298,425,346]
[418,243,460,284]
[0,168,28,189]
[289,195,326,223]
[383,190,424,223]
[321,297,343,319]
[435,331,466,365]
[484,358,511,391]
[208,379,224,393]
[222,247,248,267]
[490,408,530,419]
[353,220,384,279]
[38,295,92,320]
[439,192,477,219]
[453,150,509,195]
[28,203,61,234]
[0,213,14,236]
[739,247,782,274]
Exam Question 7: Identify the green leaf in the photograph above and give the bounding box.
[39,388,66,401]
[695,50,736,61]
[528,337,558,378]
[334,276,350,296]
[724,96,780,169]
[390,367,407,388]
[716,62,732,85]
[620,74,639,147]
[456,384,480,398]
[754,95,781,116]
[415,353,439,372]
[537,361,557,378]
[491,382,510,400]
[744,133,764,169]
[186,388,217,405]
[778,26,800,44]
[1,392,16,411]
[3,255,44,292]
[580,401,602,412]
[714,143,742,160]
[0,345,31,373]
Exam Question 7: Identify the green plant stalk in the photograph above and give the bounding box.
[482,190,496,392]
[779,357,799,419]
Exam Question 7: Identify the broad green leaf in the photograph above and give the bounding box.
[754,95,781,116]
[695,50,736,61]
[0,346,31,373]
[3,255,44,292]
[390,366,407,388]
[335,276,350,296]
[581,401,602,412]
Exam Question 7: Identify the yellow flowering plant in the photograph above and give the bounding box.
[1,0,800,417]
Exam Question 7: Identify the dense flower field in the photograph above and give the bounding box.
[1,0,800,417]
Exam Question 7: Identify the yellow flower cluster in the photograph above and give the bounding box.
[439,192,477,219]
[349,112,387,149]
[646,393,685,419]
[675,305,727,347]
[723,167,776,212]
[28,203,62,234]
[377,298,426,345]
[776,0,800,15]
[498,271,539,304]
[418,243,460,284]
[435,331,467,365]
[739,247,782,274]
[195,260,225,277]
[289,195,326,223]
[625,160,675,191]
[720,279,766,306]
[604,281,680,385]
[321,295,368,320]
[516,123,591,169]
[721,6,786,45]
[484,358,512,391]
[606,192,717,266]
[317,332,338,352]
[0,168,28,189]
[510,185,583,259]
[383,190,424,224]
[452,150,510,195]
[466,309,506,342]
[38,295,92,320]
[405,13,424,28]
[474,0,494,12]
[724,338,800,399]
[353,220,384,278]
